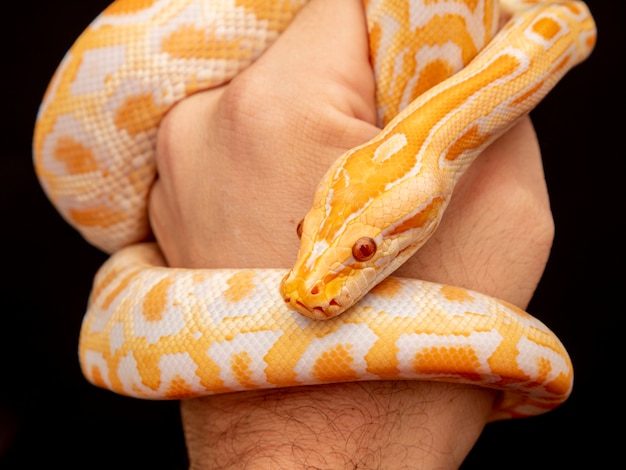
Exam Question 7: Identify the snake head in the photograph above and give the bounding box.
[279,140,448,320]
[279,215,385,320]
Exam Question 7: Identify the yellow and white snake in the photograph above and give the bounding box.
[33,0,596,421]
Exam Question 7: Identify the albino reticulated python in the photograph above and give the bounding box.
[33,0,596,420]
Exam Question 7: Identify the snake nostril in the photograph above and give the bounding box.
[310,284,319,295]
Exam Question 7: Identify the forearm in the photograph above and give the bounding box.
[182,382,494,469]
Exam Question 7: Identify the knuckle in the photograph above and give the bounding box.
[217,73,282,140]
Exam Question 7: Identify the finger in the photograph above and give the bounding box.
[238,0,377,125]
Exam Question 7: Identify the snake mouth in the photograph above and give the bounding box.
[282,297,307,315]
[280,270,348,319]
[282,296,342,320]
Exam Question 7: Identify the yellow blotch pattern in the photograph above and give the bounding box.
[416,13,480,68]
[413,345,483,381]
[101,269,140,310]
[133,342,164,391]
[67,204,128,229]
[224,271,256,303]
[53,137,99,175]
[370,277,405,298]
[487,319,529,383]
[545,370,573,399]
[164,375,195,399]
[313,344,358,382]
[142,278,173,322]
[444,125,490,162]
[235,0,305,32]
[90,365,107,390]
[440,284,474,303]
[532,16,562,41]
[511,79,546,107]
[114,94,167,138]
[388,197,444,236]
[410,59,456,103]
[162,24,250,61]
[231,351,255,388]
[374,5,490,124]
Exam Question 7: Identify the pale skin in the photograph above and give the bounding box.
[148,0,555,468]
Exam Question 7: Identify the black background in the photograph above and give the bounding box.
[0,1,621,468]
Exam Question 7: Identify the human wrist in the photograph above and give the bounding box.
[181,381,494,469]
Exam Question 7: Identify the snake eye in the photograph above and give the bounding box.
[352,237,377,261]
[296,219,304,239]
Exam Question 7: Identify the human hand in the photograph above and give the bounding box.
[149,0,379,272]
[148,0,554,467]
[149,2,552,310]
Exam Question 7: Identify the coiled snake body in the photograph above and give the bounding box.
[33,0,596,420]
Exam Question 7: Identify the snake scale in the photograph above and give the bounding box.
[33,0,596,420]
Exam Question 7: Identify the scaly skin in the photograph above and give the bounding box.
[280,0,596,319]
[33,0,595,419]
